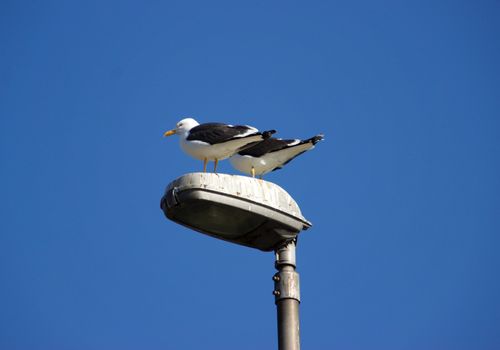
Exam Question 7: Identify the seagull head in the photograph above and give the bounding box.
[164,118,200,137]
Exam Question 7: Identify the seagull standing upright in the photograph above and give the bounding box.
[164,118,275,172]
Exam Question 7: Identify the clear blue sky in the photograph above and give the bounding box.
[1,1,499,349]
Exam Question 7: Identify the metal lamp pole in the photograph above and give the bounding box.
[273,240,301,350]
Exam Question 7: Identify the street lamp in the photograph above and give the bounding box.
[160,172,312,350]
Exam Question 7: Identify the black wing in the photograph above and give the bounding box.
[238,138,298,157]
[186,123,259,145]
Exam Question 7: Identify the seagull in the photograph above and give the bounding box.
[229,134,324,178]
[164,118,276,172]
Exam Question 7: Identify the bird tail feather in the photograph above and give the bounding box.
[303,134,324,145]
[262,130,277,139]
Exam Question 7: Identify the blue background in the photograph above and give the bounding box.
[1,1,499,349]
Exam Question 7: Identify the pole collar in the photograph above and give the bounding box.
[273,270,300,303]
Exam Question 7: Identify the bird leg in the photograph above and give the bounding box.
[203,158,207,173]
[251,167,256,178]
[213,159,218,173]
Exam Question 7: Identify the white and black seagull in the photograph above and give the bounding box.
[229,134,324,178]
[164,118,276,172]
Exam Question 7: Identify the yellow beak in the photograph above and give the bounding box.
[163,129,176,137]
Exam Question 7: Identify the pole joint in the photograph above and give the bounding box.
[273,239,300,303]
[273,270,300,303]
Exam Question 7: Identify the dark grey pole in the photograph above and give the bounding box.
[273,240,300,350]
